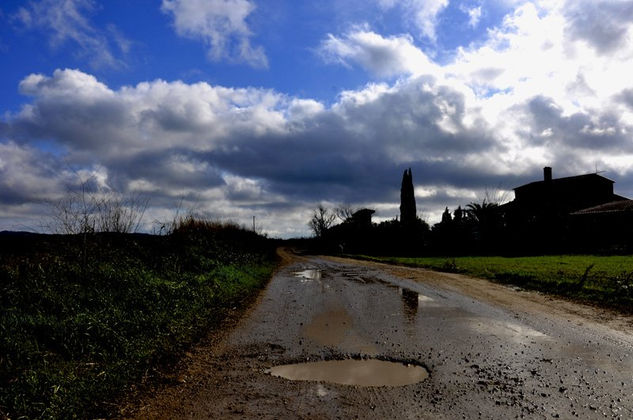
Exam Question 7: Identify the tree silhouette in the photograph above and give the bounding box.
[441,207,452,224]
[466,199,502,252]
[335,204,356,223]
[400,168,417,226]
[308,205,336,238]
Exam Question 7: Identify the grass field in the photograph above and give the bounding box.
[356,255,633,310]
[0,221,277,419]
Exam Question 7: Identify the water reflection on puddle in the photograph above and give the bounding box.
[400,288,420,310]
[267,359,428,386]
[399,287,434,315]
[470,319,548,341]
[294,269,322,280]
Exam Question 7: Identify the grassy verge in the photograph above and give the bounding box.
[0,222,276,419]
[353,254,633,310]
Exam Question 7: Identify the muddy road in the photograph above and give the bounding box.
[130,252,633,419]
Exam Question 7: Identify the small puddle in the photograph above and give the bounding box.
[294,269,322,280]
[266,359,428,387]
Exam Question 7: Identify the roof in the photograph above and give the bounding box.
[514,173,615,192]
[571,199,633,215]
[352,208,375,216]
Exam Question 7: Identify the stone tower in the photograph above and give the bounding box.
[400,168,416,225]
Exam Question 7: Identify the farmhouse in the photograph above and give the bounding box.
[504,167,633,251]
[509,167,626,217]
[349,208,375,228]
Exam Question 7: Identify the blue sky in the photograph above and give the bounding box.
[2,0,633,237]
[0,0,501,106]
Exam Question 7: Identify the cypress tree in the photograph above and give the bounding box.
[400,168,416,225]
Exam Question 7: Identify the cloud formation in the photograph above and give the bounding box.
[465,6,482,28]
[377,0,449,41]
[2,67,510,235]
[319,29,437,77]
[564,0,633,55]
[3,1,633,237]
[13,0,128,69]
[161,0,267,68]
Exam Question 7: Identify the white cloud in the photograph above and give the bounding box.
[161,0,267,68]
[10,68,287,157]
[3,67,504,235]
[467,6,482,28]
[13,0,128,69]
[317,1,633,199]
[376,0,449,41]
[6,1,633,236]
[447,1,633,128]
[319,29,438,77]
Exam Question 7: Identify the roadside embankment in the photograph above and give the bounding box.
[0,224,277,419]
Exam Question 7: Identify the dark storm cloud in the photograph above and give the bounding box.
[0,141,75,205]
[10,99,132,151]
[0,186,35,206]
[411,161,531,190]
[524,96,630,151]
[197,75,501,205]
[7,65,631,236]
[107,149,225,192]
[564,0,633,54]
[205,144,518,207]
[616,88,633,110]
[1,68,517,235]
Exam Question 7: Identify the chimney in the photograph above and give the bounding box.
[544,167,552,182]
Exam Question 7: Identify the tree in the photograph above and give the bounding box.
[466,199,502,251]
[466,200,499,226]
[400,168,417,226]
[441,207,452,224]
[308,205,336,238]
[335,204,356,223]
[453,206,464,224]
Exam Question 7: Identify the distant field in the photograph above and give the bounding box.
[356,255,633,310]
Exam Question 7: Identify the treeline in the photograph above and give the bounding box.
[309,201,501,256]
[308,199,631,256]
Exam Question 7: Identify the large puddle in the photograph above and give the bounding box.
[294,269,322,280]
[267,359,429,387]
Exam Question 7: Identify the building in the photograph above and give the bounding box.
[569,196,633,252]
[503,167,631,251]
[349,208,375,228]
[511,167,626,216]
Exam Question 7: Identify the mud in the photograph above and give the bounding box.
[125,249,633,419]
[302,308,352,347]
[267,359,429,386]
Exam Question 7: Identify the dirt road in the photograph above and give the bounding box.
[128,251,633,419]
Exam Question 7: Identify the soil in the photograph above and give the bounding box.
[120,249,633,419]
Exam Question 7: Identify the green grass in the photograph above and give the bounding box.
[355,254,633,309]
[0,225,277,419]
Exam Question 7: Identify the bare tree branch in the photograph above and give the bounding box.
[308,205,336,238]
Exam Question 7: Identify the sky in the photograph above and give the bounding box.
[2,0,633,238]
